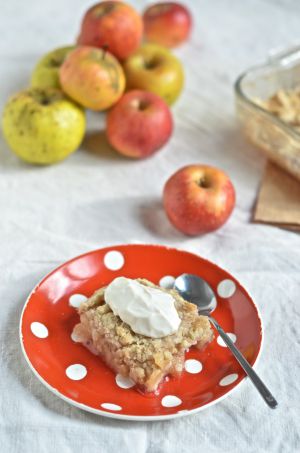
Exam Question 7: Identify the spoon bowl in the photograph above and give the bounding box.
[174,273,217,315]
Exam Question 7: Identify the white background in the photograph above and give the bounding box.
[1,1,300,452]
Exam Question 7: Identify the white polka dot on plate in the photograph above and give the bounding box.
[217,279,236,298]
[159,275,175,289]
[184,359,203,374]
[217,333,237,347]
[219,373,238,386]
[70,331,81,343]
[161,395,182,408]
[101,403,122,411]
[30,322,48,339]
[104,251,125,271]
[69,294,87,308]
[65,364,87,381]
[115,374,135,389]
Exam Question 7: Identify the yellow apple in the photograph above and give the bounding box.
[123,43,184,105]
[31,46,74,89]
[2,88,86,164]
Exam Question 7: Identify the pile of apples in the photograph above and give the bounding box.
[2,1,235,235]
[2,1,191,164]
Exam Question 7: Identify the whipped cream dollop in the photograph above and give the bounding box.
[104,277,181,338]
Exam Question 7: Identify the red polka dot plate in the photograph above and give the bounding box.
[20,244,263,421]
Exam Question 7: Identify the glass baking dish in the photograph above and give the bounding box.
[235,45,300,182]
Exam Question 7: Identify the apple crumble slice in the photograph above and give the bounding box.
[72,278,213,393]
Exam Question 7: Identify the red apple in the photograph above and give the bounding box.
[106,90,173,158]
[143,2,192,48]
[163,165,235,235]
[77,1,143,60]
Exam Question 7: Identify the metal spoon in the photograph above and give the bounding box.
[174,273,278,409]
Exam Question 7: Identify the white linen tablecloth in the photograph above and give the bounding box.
[1,0,300,451]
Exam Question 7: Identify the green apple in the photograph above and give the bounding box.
[123,43,184,105]
[2,88,86,164]
[31,46,74,89]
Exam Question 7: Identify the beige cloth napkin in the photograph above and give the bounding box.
[253,162,300,231]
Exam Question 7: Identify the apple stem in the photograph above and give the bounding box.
[198,177,210,189]
[102,44,109,60]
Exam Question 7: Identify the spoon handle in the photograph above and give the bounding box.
[209,316,278,409]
